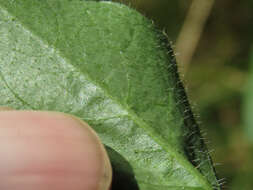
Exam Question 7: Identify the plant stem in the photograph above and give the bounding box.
[175,0,215,75]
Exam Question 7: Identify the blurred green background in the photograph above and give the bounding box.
[113,0,253,189]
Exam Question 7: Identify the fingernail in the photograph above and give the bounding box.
[0,111,112,190]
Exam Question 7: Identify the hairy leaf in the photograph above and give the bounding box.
[0,0,219,189]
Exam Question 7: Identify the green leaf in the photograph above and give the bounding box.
[0,0,219,189]
[244,49,253,143]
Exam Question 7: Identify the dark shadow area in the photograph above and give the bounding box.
[105,146,140,190]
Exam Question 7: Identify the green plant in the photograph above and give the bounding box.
[244,49,253,143]
[0,0,220,189]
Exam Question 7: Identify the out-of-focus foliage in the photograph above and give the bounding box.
[244,49,253,143]
[114,0,253,189]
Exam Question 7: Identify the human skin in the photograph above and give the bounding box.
[0,108,112,190]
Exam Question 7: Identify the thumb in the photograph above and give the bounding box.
[0,109,112,190]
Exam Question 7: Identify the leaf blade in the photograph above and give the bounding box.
[0,1,219,189]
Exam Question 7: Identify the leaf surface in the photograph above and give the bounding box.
[0,0,219,189]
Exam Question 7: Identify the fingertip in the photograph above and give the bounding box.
[65,114,113,190]
[0,110,112,190]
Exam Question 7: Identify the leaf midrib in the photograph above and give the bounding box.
[0,4,213,189]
